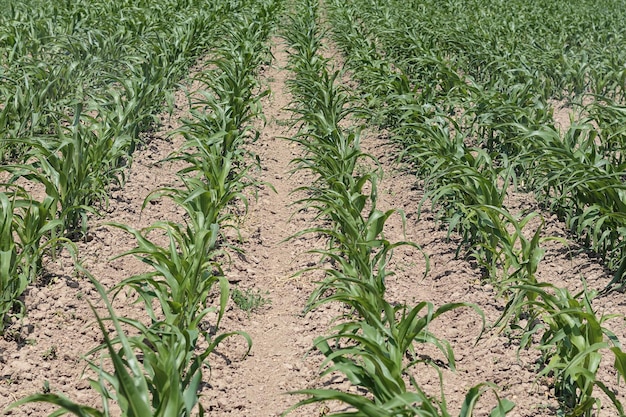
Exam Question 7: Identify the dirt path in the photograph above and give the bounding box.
[198,37,333,415]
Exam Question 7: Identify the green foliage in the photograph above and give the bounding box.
[499,282,626,416]
[282,0,513,415]
[231,286,271,315]
[5,1,283,416]
[323,1,626,415]
[0,0,229,234]
[2,109,131,238]
[324,0,626,290]
[7,273,221,417]
[0,186,65,333]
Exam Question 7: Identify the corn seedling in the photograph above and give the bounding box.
[0,186,65,333]
[499,281,626,416]
[8,271,233,416]
[1,106,133,239]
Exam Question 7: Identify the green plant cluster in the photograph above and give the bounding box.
[0,0,236,329]
[231,286,271,316]
[0,186,65,333]
[497,282,626,416]
[317,1,543,290]
[324,0,626,414]
[345,0,626,101]
[6,0,282,415]
[324,0,626,286]
[281,1,514,415]
[326,0,626,288]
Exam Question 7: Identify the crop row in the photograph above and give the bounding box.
[280,1,517,415]
[3,0,281,415]
[323,0,626,414]
[324,0,626,290]
[351,0,626,101]
[0,0,242,332]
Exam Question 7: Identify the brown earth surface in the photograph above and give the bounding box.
[2,31,626,417]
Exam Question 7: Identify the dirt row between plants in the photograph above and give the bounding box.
[2,29,626,417]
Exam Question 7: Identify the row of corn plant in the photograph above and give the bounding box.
[0,0,234,333]
[111,0,281,334]
[6,1,282,415]
[281,1,514,415]
[1,0,230,236]
[324,0,626,290]
[322,1,626,414]
[342,0,626,101]
[321,0,552,291]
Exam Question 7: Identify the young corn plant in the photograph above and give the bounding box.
[0,187,65,333]
[2,108,132,239]
[287,154,510,415]
[6,3,282,416]
[8,271,232,417]
[286,269,508,417]
[455,205,556,292]
[325,0,620,297]
[499,281,626,416]
[0,190,26,333]
[351,0,626,289]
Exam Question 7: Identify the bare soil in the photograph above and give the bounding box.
[2,33,626,417]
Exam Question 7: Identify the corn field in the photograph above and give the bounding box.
[1,0,626,416]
